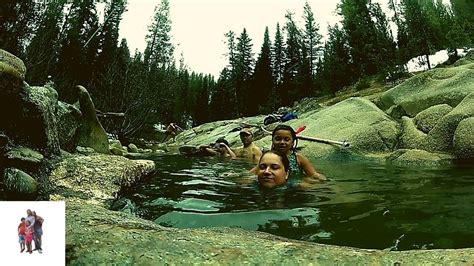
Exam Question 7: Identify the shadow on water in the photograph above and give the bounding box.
[115,154,474,250]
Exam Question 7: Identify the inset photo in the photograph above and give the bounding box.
[0,201,65,265]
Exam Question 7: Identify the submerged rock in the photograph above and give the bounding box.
[155,208,320,230]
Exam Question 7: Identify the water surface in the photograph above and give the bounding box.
[115,154,474,250]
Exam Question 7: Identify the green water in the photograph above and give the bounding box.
[120,154,474,251]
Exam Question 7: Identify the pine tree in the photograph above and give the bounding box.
[144,0,174,69]
[369,2,398,77]
[91,0,128,114]
[282,11,302,106]
[235,28,254,116]
[209,68,235,121]
[400,0,441,69]
[251,26,274,114]
[271,23,285,110]
[450,0,474,45]
[317,25,353,94]
[388,0,411,69]
[55,0,101,101]
[0,0,38,56]
[25,1,65,85]
[302,1,323,75]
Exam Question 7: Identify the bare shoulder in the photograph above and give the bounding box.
[296,153,310,163]
[252,145,262,153]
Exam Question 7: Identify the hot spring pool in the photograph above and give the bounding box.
[119,154,474,251]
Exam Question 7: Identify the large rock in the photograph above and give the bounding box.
[21,85,61,155]
[0,49,26,80]
[453,117,474,159]
[174,116,266,147]
[399,116,426,149]
[109,139,127,156]
[49,154,155,203]
[424,91,474,152]
[380,62,474,118]
[128,143,139,153]
[254,97,400,160]
[3,167,38,195]
[0,50,61,156]
[56,101,82,152]
[414,104,453,133]
[4,146,44,171]
[75,85,109,154]
[398,92,474,154]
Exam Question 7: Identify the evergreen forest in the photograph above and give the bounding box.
[1,0,473,142]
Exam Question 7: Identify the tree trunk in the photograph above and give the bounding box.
[425,53,431,70]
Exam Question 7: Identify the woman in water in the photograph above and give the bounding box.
[270,124,326,183]
[256,150,290,189]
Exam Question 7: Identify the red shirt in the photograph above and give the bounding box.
[18,222,26,235]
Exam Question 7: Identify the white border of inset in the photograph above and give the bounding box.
[0,201,65,266]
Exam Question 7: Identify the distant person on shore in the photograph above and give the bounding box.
[232,127,262,162]
[199,138,236,158]
[162,122,184,142]
[18,217,26,253]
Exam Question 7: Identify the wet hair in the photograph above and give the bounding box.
[271,124,298,150]
[215,138,229,146]
[259,150,290,172]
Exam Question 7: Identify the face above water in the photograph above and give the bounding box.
[272,130,294,154]
[257,153,288,189]
[240,133,253,146]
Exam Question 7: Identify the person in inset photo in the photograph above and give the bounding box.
[32,211,44,254]
[25,220,34,254]
[18,217,26,253]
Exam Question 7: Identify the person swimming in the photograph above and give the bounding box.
[256,150,289,189]
[231,127,263,162]
[198,138,236,158]
[270,124,326,182]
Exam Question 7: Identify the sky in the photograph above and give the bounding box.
[119,0,345,77]
[0,201,65,265]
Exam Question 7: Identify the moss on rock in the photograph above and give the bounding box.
[380,63,474,117]
[454,117,474,159]
[49,154,155,204]
[414,104,453,133]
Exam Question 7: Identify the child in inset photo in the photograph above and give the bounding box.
[25,220,34,254]
[18,217,26,253]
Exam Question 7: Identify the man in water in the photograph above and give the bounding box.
[232,127,262,162]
